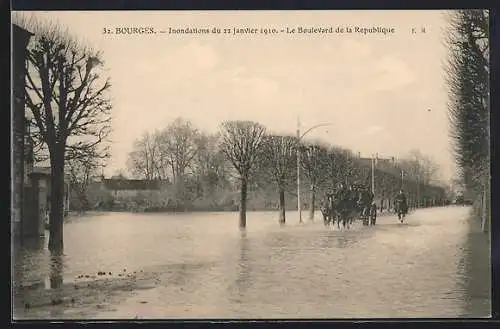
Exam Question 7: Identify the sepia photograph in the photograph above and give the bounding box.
[11,10,490,319]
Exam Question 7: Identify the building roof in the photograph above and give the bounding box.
[103,179,161,191]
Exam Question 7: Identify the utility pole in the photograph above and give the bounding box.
[295,116,334,224]
[371,153,376,196]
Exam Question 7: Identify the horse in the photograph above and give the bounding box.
[321,196,341,229]
[322,190,359,230]
[333,193,358,230]
[320,198,332,226]
[337,204,356,230]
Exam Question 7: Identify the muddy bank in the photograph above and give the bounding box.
[13,270,159,320]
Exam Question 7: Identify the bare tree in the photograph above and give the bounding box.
[193,132,229,196]
[127,130,167,180]
[157,118,200,182]
[14,14,112,253]
[219,120,266,228]
[300,142,330,220]
[66,145,104,211]
[323,147,352,188]
[400,149,440,186]
[260,134,297,224]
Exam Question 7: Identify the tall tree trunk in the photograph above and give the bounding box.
[308,184,315,221]
[279,188,286,224]
[239,177,247,228]
[48,145,65,254]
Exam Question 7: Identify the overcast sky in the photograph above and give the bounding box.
[16,10,458,182]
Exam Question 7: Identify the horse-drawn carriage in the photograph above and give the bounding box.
[358,201,377,226]
[354,184,376,226]
[320,185,377,229]
[321,185,411,228]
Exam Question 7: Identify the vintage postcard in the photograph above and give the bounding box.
[11,10,491,319]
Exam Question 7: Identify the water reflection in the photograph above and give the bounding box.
[337,235,350,248]
[265,230,295,249]
[237,232,251,291]
[49,253,64,289]
[230,230,252,302]
[12,240,47,292]
[336,232,361,249]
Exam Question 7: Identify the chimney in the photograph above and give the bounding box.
[358,152,361,158]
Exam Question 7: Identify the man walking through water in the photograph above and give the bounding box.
[394,189,408,222]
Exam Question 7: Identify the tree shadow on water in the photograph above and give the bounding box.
[229,229,253,303]
[44,253,66,319]
[48,253,64,289]
[13,237,48,292]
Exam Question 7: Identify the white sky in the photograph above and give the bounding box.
[15,10,458,182]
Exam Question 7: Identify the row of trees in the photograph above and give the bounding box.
[13,11,452,254]
[446,10,490,232]
[126,118,443,228]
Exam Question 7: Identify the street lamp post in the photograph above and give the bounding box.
[371,153,376,196]
[370,153,395,204]
[296,117,333,223]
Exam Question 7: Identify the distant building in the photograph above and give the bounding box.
[102,178,162,199]
[12,24,34,239]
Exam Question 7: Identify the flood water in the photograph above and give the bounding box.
[12,206,491,319]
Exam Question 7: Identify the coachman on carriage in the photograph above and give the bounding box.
[355,185,377,226]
